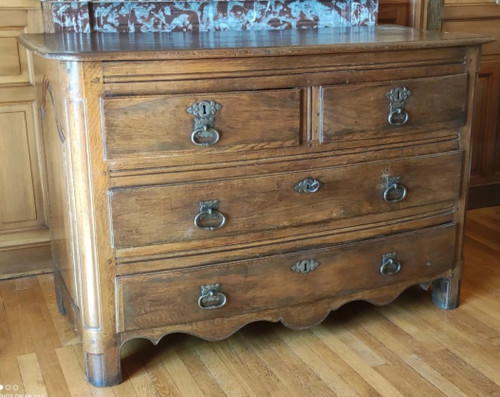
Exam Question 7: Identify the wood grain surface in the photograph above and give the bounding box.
[117,224,456,333]
[18,27,493,62]
[110,151,462,249]
[103,89,302,158]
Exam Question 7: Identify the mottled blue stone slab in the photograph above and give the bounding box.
[44,1,377,33]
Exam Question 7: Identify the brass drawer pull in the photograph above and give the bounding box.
[380,252,402,276]
[383,176,407,203]
[198,283,227,310]
[388,108,409,126]
[194,200,226,230]
[191,126,220,146]
[386,87,412,126]
[293,177,322,194]
[291,259,320,274]
[187,100,222,147]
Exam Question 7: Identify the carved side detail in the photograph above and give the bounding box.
[65,97,103,334]
[41,77,66,144]
[40,76,81,307]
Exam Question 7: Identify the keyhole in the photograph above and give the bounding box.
[198,101,210,117]
[396,88,404,101]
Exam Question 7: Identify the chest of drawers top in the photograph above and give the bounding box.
[19,26,491,61]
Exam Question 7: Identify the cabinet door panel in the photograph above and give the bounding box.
[0,5,50,279]
[441,5,500,205]
[0,37,22,76]
[0,11,30,85]
[0,104,39,228]
[442,20,500,56]
[378,3,410,26]
[466,59,500,186]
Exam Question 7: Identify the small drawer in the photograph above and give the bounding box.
[109,151,462,249]
[102,89,302,159]
[321,74,468,141]
[116,223,456,332]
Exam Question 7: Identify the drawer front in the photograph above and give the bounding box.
[110,151,462,249]
[322,74,468,141]
[103,89,302,159]
[117,223,456,332]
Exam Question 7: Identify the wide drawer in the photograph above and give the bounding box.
[110,151,462,249]
[102,89,302,159]
[321,74,468,141]
[116,223,456,332]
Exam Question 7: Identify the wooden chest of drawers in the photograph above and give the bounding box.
[19,27,491,386]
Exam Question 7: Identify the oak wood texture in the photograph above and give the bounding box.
[110,151,462,250]
[21,26,491,386]
[103,89,302,158]
[0,206,498,396]
[118,224,456,334]
[0,229,52,280]
[19,27,492,61]
[0,1,51,279]
[441,2,500,208]
[321,73,468,139]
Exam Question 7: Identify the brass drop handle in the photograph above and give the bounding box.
[383,176,407,203]
[388,108,409,126]
[380,253,402,276]
[386,87,412,126]
[294,177,322,194]
[187,100,222,147]
[194,200,226,230]
[191,125,220,146]
[198,283,227,310]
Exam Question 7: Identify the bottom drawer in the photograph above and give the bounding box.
[117,223,456,332]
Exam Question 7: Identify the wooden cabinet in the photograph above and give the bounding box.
[378,0,430,30]
[378,0,411,26]
[0,1,51,279]
[20,27,490,386]
[441,2,500,208]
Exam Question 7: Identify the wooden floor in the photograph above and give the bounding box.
[0,207,499,397]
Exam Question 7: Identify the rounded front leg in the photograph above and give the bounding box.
[431,274,461,310]
[85,345,122,387]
